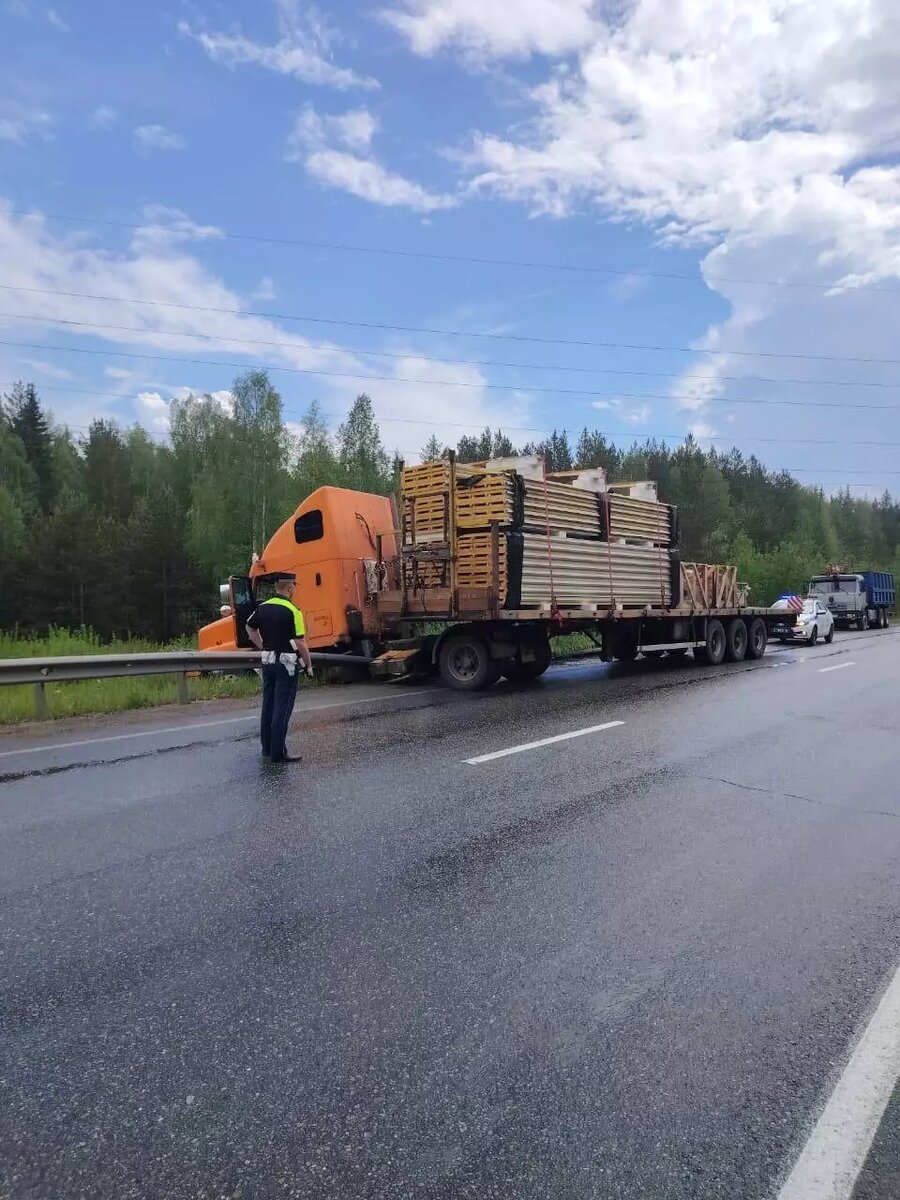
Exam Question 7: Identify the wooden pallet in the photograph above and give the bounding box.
[401,461,452,497]
[681,562,740,609]
[456,532,508,594]
[456,475,515,529]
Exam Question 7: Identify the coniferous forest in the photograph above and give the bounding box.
[2,372,898,643]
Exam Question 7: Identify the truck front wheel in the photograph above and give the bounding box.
[439,632,500,691]
[858,611,869,631]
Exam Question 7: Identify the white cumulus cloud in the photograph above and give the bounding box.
[90,105,118,130]
[178,1,377,92]
[0,200,527,440]
[19,358,72,379]
[304,150,455,212]
[134,391,170,432]
[46,7,69,32]
[440,0,900,483]
[252,276,277,302]
[134,124,185,154]
[287,104,455,212]
[0,104,52,144]
[380,0,597,60]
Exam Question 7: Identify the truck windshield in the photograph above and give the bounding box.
[810,579,857,594]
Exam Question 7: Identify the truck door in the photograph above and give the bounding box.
[229,576,256,648]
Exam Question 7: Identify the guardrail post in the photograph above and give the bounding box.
[33,682,50,720]
[177,672,190,705]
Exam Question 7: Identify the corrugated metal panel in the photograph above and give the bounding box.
[519,535,671,607]
[521,478,601,536]
[608,494,673,544]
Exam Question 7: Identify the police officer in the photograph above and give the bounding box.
[245,572,313,763]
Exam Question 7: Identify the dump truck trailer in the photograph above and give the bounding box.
[199,459,796,691]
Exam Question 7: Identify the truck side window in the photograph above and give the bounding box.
[294,509,324,544]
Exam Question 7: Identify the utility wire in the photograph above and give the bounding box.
[11,382,900,450]
[3,282,900,368]
[37,423,900,484]
[4,310,900,391]
[7,209,900,295]
[5,338,900,412]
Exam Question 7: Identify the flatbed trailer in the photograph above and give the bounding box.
[370,569,793,690]
[369,609,790,690]
[198,480,797,692]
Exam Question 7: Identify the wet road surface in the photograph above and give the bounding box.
[2,630,900,1198]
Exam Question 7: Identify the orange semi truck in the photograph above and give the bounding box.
[199,485,395,659]
[199,469,797,691]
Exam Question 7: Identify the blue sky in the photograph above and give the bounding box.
[2,0,900,494]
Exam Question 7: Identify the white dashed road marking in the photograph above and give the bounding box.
[777,961,900,1200]
[818,662,856,674]
[466,720,625,764]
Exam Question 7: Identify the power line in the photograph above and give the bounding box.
[5,310,900,392]
[43,420,900,477]
[3,282,900,369]
[7,209,900,296]
[5,338,900,412]
[12,381,900,450]
[37,424,900,486]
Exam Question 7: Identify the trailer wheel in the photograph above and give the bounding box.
[725,618,748,662]
[694,619,726,666]
[885,610,891,628]
[439,632,500,691]
[746,618,767,660]
[500,639,552,682]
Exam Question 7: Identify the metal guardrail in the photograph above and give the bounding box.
[0,650,373,719]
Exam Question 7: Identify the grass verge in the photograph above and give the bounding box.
[0,673,263,725]
[1,627,600,725]
[0,629,267,725]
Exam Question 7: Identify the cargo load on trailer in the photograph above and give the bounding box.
[200,455,795,690]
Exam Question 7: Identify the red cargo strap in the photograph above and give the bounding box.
[541,464,558,612]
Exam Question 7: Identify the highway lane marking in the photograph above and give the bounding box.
[818,662,856,674]
[465,720,625,764]
[777,960,900,1200]
[0,689,434,759]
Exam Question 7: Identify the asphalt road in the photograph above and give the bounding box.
[2,629,900,1199]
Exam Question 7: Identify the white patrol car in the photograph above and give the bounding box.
[771,597,835,646]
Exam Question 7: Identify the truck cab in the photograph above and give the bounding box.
[808,571,893,631]
[199,486,396,655]
[808,573,864,626]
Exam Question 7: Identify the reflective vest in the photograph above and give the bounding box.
[261,595,306,638]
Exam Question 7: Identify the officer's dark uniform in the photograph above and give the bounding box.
[246,594,306,762]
